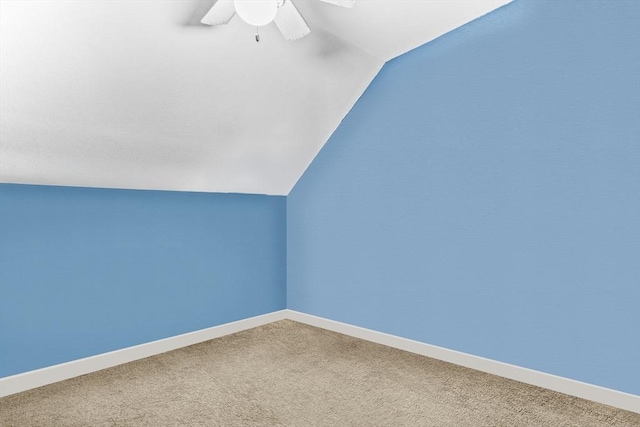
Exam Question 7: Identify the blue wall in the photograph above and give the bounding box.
[0,184,286,377]
[288,0,640,395]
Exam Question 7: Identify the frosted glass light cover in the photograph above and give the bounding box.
[234,0,278,26]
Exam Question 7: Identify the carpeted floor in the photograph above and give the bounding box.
[0,320,638,426]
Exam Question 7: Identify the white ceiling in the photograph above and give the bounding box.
[0,0,510,195]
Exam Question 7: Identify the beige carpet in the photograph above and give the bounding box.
[0,320,638,426]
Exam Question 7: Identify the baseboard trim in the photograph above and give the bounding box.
[2,309,638,414]
[285,310,640,414]
[0,310,288,398]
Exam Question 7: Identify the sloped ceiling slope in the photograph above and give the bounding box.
[0,0,510,195]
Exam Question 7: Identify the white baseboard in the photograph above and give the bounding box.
[285,310,640,414]
[2,309,638,414]
[0,310,288,398]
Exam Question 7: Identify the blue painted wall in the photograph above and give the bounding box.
[0,184,286,377]
[288,0,640,395]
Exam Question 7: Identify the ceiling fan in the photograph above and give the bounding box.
[201,0,355,42]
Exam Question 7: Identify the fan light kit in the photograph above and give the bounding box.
[201,0,354,42]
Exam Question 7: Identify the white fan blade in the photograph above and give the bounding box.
[318,0,354,8]
[274,0,310,41]
[201,0,236,26]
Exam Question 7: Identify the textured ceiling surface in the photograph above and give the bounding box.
[0,0,510,195]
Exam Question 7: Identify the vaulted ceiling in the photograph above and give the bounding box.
[0,0,510,195]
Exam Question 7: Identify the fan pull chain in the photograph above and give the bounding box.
[255,27,260,43]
